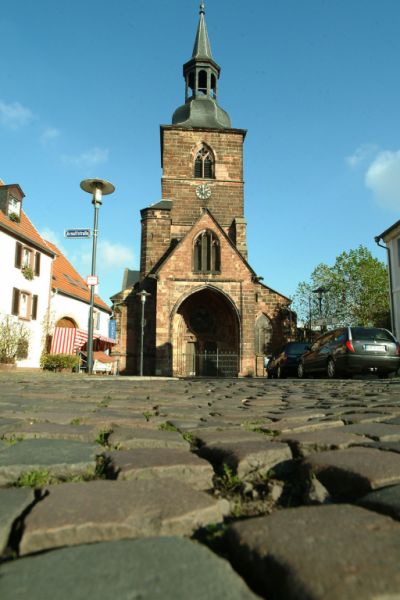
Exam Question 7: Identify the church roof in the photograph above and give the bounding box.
[149,208,256,277]
[171,2,232,130]
[192,2,213,59]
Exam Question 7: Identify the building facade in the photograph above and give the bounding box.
[0,179,114,368]
[112,4,292,376]
[0,182,55,368]
[376,221,400,339]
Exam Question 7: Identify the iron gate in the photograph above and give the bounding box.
[179,350,239,377]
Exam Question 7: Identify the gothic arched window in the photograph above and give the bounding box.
[194,146,214,179]
[193,230,220,273]
[254,314,273,355]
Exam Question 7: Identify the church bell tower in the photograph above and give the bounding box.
[113,2,291,377]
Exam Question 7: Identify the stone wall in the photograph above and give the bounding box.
[161,126,246,249]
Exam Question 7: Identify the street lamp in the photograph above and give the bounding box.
[137,290,151,376]
[312,286,328,331]
[80,178,115,374]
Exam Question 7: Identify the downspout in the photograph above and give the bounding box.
[374,236,395,336]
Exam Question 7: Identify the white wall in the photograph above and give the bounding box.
[387,236,400,339]
[50,292,111,338]
[0,230,53,367]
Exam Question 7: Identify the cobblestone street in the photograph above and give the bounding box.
[1,372,400,599]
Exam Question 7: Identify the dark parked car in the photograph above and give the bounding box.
[267,342,311,378]
[297,327,400,379]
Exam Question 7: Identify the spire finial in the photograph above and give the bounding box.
[200,1,205,15]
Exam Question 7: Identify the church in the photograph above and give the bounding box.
[111,3,292,377]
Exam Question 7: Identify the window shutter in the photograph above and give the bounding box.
[15,242,22,268]
[34,252,41,276]
[12,288,20,316]
[32,295,38,320]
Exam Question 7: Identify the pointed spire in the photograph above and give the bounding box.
[192,2,213,59]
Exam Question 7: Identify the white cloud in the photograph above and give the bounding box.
[81,240,134,272]
[365,150,400,210]
[346,143,378,168]
[40,127,60,144]
[62,147,109,168]
[0,100,33,129]
[100,240,135,269]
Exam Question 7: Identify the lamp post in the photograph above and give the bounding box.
[80,178,115,375]
[137,290,151,376]
[312,286,328,331]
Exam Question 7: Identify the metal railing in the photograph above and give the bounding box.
[178,350,238,377]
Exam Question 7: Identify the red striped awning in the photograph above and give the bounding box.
[50,327,117,354]
[50,327,76,354]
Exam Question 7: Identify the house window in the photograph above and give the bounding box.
[8,196,21,218]
[12,288,38,320]
[93,310,101,330]
[22,247,32,268]
[193,230,220,273]
[194,146,214,179]
[14,242,40,276]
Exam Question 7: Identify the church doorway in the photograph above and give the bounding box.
[172,287,240,377]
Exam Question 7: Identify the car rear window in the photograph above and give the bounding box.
[287,343,310,354]
[351,327,394,342]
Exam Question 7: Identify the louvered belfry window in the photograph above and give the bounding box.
[194,146,214,179]
[194,230,220,273]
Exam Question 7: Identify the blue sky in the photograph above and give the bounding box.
[1,0,400,305]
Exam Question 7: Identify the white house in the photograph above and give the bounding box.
[45,241,116,360]
[0,182,55,367]
[0,179,115,369]
[376,221,400,339]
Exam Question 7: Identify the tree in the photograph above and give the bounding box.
[0,316,30,364]
[293,246,390,330]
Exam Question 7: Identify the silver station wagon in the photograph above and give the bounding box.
[297,327,400,379]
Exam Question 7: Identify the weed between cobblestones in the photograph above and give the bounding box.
[2,434,24,445]
[95,428,113,447]
[13,469,97,488]
[158,422,178,432]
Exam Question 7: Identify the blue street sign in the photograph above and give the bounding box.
[109,319,117,340]
[64,228,91,239]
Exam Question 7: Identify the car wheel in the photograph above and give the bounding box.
[277,366,285,379]
[326,359,336,379]
[297,362,305,379]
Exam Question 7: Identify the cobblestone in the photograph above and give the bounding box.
[1,372,400,598]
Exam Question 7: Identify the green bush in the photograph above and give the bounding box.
[40,353,80,372]
[0,316,30,363]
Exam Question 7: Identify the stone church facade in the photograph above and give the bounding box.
[111,3,292,377]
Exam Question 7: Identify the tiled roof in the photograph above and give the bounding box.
[0,209,54,255]
[46,241,111,313]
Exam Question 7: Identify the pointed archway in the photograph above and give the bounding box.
[171,286,240,377]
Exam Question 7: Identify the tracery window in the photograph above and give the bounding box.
[194,146,214,179]
[193,230,220,273]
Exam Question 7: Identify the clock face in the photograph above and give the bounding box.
[196,184,212,200]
